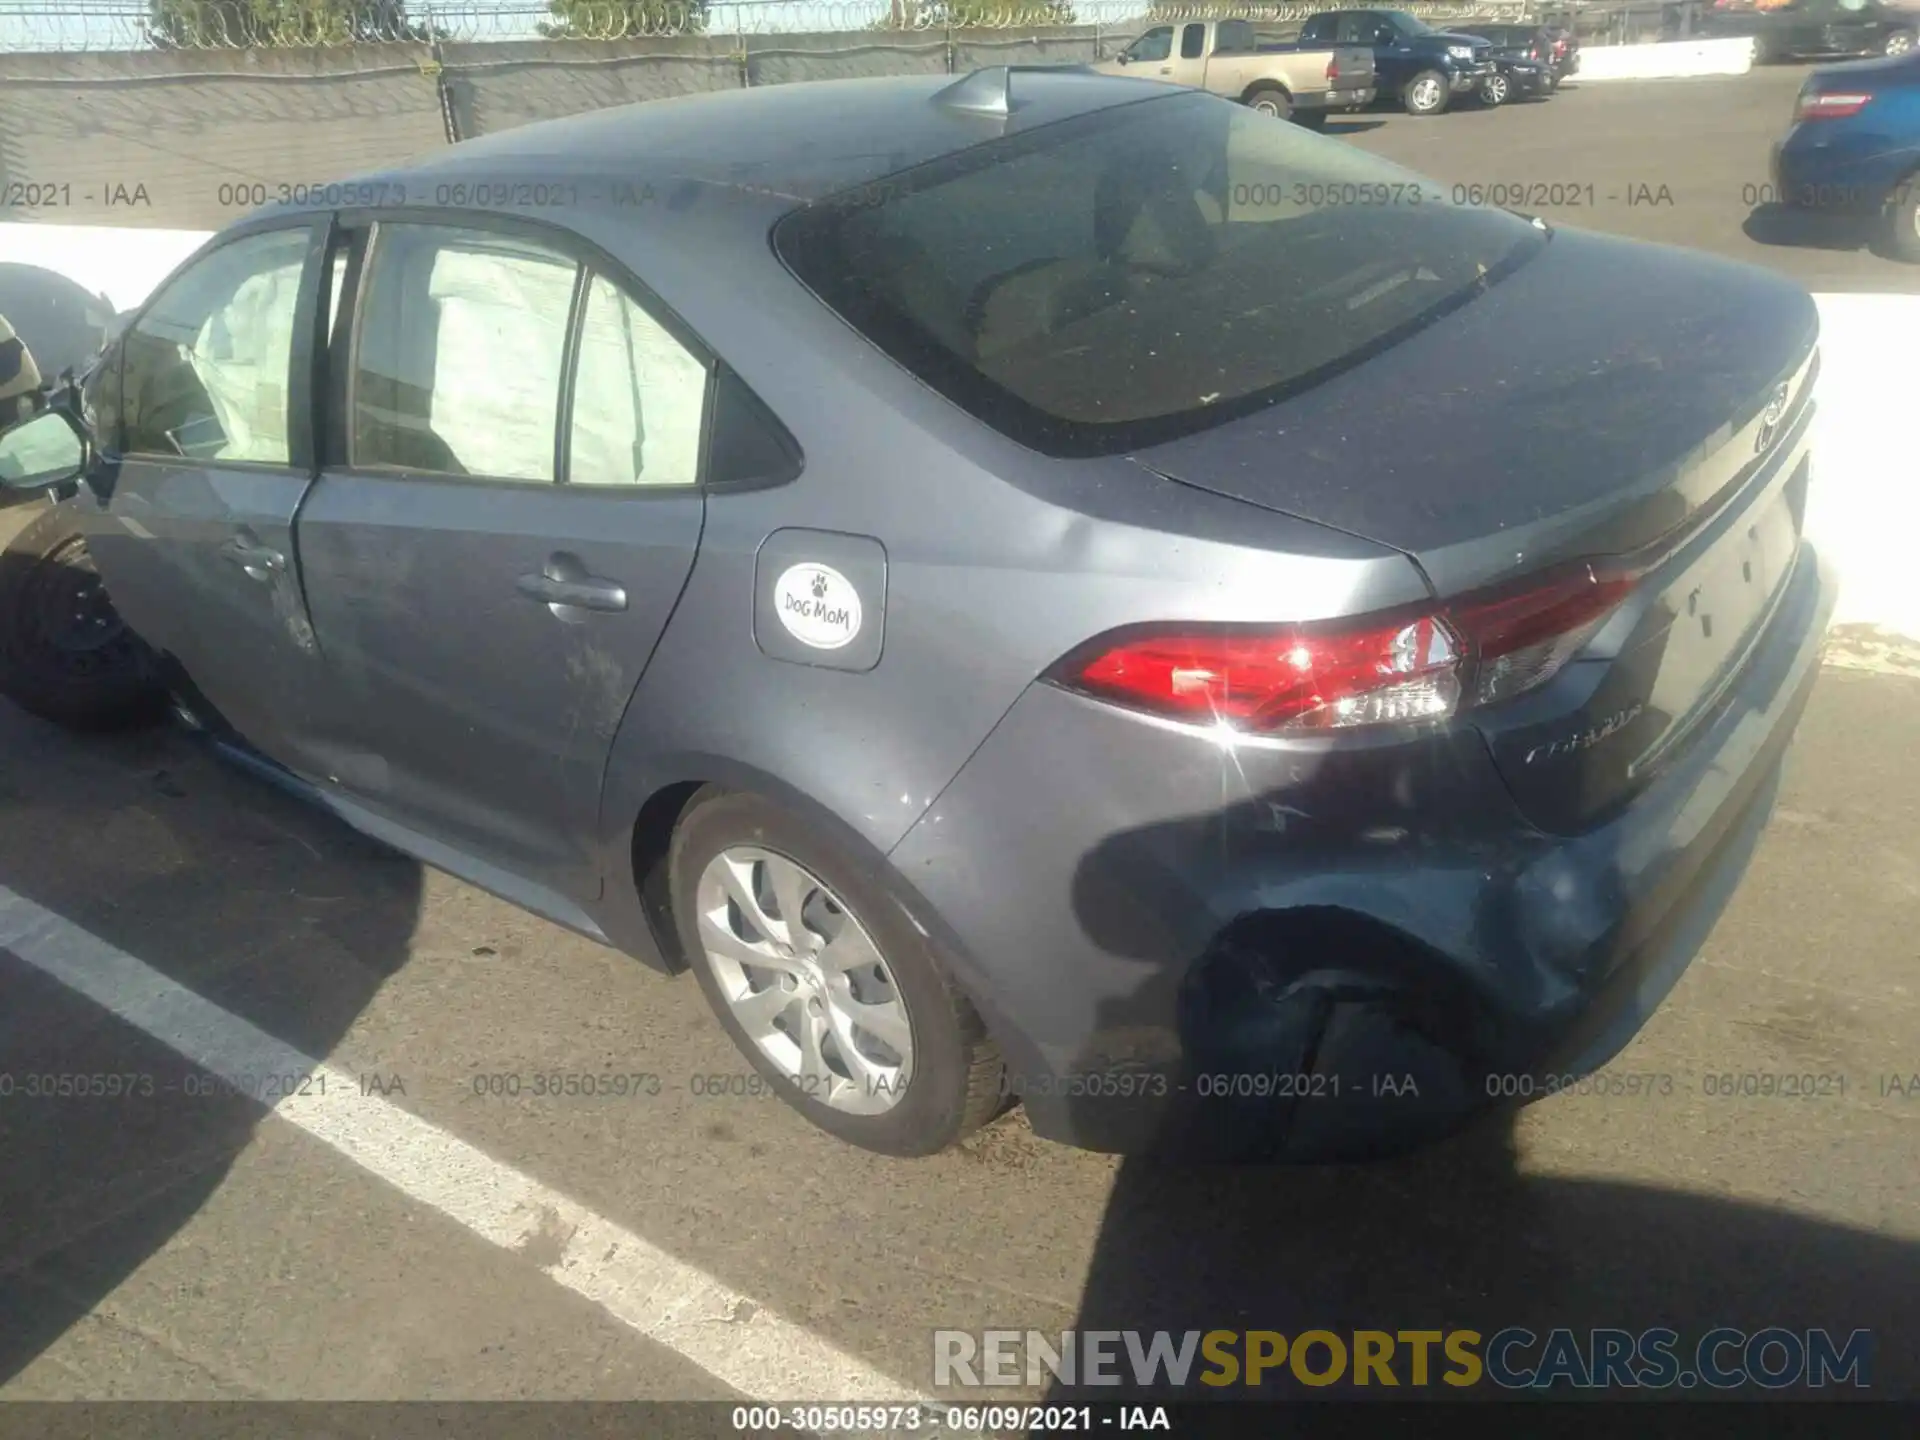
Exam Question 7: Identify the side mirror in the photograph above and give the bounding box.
[0,408,89,494]
[1116,51,1130,64]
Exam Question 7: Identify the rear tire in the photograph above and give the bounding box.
[1402,69,1451,115]
[1243,82,1293,122]
[1889,179,1920,263]
[0,504,165,731]
[668,787,1005,1157]
[1883,28,1915,56]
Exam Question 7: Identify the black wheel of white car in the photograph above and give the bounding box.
[1403,69,1450,115]
[0,504,164,731]
[1244,83,1293,121]
[1479,71,1510,106]
[1889,179,1920,263]
[1883,28,1915,56]
[669,787,1005,1156]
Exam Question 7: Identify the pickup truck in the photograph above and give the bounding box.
[1092,18,1377,129]
[1294,8,1497,115]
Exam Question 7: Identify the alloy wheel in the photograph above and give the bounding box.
[1410,76,1442,111]
[1886,30,1913,55]
[695,846,913,1114]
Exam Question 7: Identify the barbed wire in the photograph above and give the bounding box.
[0,0,1626,51]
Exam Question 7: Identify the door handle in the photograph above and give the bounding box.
[221,538,285,582]
[517,570,628,615]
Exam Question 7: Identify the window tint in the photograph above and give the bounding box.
[122,227,308,464]
[567,273,708,488]
[777,93,1544,458]
[1127,26,1173,61]
[1180,23,1206,57]
[1334,14,1372,43]
[351,224,576,481]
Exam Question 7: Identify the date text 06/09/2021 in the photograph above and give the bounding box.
[729,1404,1172,1434]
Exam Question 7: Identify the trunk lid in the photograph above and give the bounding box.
[1130,228,1820,831]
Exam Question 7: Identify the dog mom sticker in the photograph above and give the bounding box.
[772,562,862,650]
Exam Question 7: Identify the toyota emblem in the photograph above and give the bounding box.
[1755,381,1791,453]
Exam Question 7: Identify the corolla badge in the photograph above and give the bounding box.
[772,562,862,650]
[1754,381,1791,454]
[1523,702,1644,766]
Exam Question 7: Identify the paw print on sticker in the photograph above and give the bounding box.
[810,572,829,599]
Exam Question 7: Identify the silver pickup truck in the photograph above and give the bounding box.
[1092,18,1377,128]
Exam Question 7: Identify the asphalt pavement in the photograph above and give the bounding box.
[1,66,1917,1418]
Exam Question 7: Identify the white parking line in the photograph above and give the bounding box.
[0,881,930,1406]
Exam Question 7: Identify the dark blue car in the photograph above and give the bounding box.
[1771,49,1920,259]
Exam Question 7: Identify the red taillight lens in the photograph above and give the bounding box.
[1447,559,1641,708]
[1054,561,1641,734]
[1796,90,1871,120]
[1064,614,1463,733]
[1326,56,1340,81]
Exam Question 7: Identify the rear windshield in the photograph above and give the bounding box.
[774,92,1546,457]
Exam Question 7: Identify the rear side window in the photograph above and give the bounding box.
[122,227,309,464]
[351,223,577,482]
[1181,23,1207,57]
[567,272,709,487]
[776,92,1545,458]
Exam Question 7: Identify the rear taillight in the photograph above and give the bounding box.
[1051,560,1641,734]
[1326,56,1340,81]
[1796,90,1872,120]
[1447,558,1642,708]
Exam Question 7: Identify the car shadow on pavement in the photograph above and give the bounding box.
[1742,202,1896,259]
[1320,120,1389,137]
[0,705,423,1389]
[1051,1117,1919,1401]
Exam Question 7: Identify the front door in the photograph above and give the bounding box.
[293,220,710,902]
[79,221,332,772]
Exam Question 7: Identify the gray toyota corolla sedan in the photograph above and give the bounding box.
[0,67,1835,1160]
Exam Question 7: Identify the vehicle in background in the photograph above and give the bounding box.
[1094,18,1376,128]
[1478,51,1557,104]
[1705,0,1917,60]
[1770,50,1920,258]
[0,264,118,391]
[0,70,1837,1164]
[1295,8,1497,115]
[1453,21,1579,87]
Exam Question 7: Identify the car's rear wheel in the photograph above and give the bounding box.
[1889,178,1920,263]
[1478,71,1511,105]
[1883,28,1915,56]
[669,787,1005,1156]
[1243,82,1293,122]
[1402,69,1450,115]
[0,503,165,731]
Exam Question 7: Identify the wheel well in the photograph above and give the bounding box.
[630,779,704,973]
[1242,79,1291,104]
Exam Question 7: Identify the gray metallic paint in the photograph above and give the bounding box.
[65,72,1839,1155]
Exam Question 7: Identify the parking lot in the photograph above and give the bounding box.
[2,62,1919,1417]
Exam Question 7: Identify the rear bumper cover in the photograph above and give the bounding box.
[888,541,1837,1158]
[1772,132,1916,212]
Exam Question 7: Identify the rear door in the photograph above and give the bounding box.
[292,217,710,900]
[79,220,333,772]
